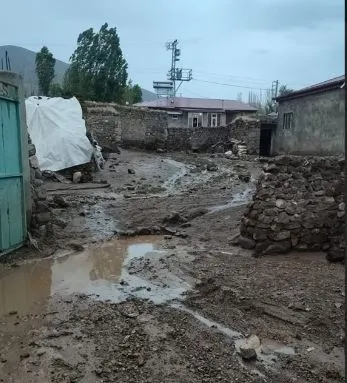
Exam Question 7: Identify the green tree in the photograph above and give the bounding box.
[48,83,64,97]
[64,23,128,102]
[278,84,294,96]
[35,46,56,96]
[123,80,142,104]
[132,84,142,103]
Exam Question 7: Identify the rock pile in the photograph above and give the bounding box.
[28,136,51,230]
[239,155,345,262]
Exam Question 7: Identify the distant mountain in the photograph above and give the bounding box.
[0,45,157,101]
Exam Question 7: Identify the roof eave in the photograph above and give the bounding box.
[274,81,344,102]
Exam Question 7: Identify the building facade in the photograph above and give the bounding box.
[273,75,345,155]
[135,97,257,128]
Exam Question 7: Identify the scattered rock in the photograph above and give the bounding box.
[8,310,18,316]
[68,242,85,252]
[163,211,187,225]
[128,168,135,174]
[207,163,218,172]
[238,173,251,183]
[72,171,82,183]
[238,236,256,249]
[20,352,30,360]
[53,195,69,208]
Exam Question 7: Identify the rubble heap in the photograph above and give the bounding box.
[239,155,345,262]
[28,136,51,230]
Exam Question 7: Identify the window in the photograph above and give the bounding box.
[283,112,293,129]
[188,112,202,128]
[211,113,218,127]
[171,115,179,120]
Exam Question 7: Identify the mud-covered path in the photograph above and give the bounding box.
[0,150,344,382]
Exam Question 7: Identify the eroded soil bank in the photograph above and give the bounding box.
[0,150,344,383]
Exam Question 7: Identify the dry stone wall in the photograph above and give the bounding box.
[229,116,261,154]
[239,155,345,262]
[84,103,265,153]
[84,102,167,150]
[28,136,51,230]
[166,127,192,151]
[190,126,231,151]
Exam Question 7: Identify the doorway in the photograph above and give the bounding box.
[259,126,272,156]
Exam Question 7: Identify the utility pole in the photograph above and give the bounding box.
[271,80,279,98]
[153,39,192,98]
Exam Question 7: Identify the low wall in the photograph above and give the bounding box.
[119,107,167,149]
[239,155,345,262]
[84,102,167,150]
[190,126,231,151]
[83,102,121,151]
[84,103,264,153]
[28,137,51,230]
[229,116,261,154]
[166,127,192,151]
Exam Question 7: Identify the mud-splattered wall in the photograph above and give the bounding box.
[229,116,261,155]
[84,102,266,153]
[84,102,167,150]
[239,155,345,262]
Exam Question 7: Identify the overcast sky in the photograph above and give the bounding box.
[1,0,344,100]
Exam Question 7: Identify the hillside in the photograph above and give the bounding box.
[0,45,157,101]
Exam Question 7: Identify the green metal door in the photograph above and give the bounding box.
[0,80,26,253]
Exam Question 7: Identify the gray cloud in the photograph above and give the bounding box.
[0,0,344,100]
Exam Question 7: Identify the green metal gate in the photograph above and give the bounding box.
[0,77,27,254]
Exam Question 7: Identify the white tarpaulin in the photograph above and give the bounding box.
[25,96,93,171]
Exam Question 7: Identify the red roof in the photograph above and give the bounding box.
[134,97,258,112]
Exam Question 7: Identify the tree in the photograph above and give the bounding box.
[64,23,128,102]
[123,80,143,104]
[35,46,56,96]
[49,83,64,97]
[132,84,142,104]
[278,84,294,97]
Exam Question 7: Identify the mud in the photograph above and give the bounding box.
[0,149,344,382]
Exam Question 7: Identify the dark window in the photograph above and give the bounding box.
[283,112,293,129]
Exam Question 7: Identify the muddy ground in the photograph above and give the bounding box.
[0,150,345,382]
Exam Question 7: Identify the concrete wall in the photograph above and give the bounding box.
[273,88,345,155]
[239,155,345,262]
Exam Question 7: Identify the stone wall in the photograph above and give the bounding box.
[84,102,264,153]
[190,126,231,151]
[239,155,345,262]
[119,107,167,149]
[229,116,261,154]
[28,136,51,230]
[83,102,121,151]
[166,127,192,151]
[274,88,345,155]
[84,102,168,150]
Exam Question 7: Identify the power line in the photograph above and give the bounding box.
[192,78,268,91]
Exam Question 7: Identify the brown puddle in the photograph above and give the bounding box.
[0,236,189,317]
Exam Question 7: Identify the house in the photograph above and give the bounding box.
[134,97,258,128]
[272,75,345,155]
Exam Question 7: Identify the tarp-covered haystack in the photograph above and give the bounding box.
[25,96,93,172]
